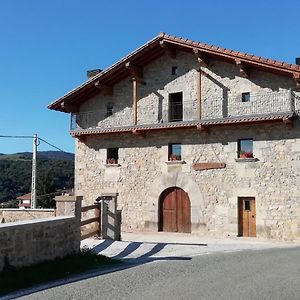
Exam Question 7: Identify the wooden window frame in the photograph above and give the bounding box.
[171,66,178,75]
[106,103,114,117]
[237,138,253,158]
[106,148,119,164]
[241,92,251,102]
[168,143,182,161]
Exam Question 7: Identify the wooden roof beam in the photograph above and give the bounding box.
[235,59,250,78]
[125,62,146,85]
[132,129,145,138]
[196,124,209,134]
[293,73,300,90]
[159,40,176,59]
[283,117,293,129]
[60,101,78,113]
[193,48,209,68]
[94,81,114,96]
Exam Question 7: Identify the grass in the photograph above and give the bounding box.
[0,248,119,296]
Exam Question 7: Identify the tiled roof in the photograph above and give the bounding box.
[48,33,300,112]
[161,33,300,72]
[16,192,31,200]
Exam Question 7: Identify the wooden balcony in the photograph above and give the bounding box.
[70,90,298,135]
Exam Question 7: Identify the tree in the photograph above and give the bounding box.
[36,172,56,208]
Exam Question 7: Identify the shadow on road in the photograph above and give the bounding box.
[6,239,203,299]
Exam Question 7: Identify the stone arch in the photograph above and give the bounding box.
[147,173,203,231]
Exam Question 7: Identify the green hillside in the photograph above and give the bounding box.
[0,151,74,204]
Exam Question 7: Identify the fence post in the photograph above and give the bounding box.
[55,195,83,222]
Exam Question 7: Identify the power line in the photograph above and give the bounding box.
[0,134,67,153]
[38,137,66,152]
[0,135,33,138]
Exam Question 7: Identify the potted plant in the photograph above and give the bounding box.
[169,154,181,161]
[106,157,117,164]
[239,151,253,158]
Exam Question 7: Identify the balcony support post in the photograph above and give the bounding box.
[132,78,138,125]
[196,69,202,120]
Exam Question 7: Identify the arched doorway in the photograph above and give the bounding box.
[159,187,191,233]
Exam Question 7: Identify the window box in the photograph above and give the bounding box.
[235,158,259,162]
[105,162,120,167]
[165,160,185,165]
[238,151,254,159]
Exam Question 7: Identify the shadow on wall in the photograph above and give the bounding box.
[84,119,300,152]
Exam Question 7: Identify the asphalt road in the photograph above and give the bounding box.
[12,246,300,300]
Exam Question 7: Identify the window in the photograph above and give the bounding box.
[106,148,119,164]
[168,143,181,161]
[244,200,251,211]
[106,103,114,117]
[238,139,253,158]
[242,92,251,102]
[171,66,178,75]
[169,92,183,122]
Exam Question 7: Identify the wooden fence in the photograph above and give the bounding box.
[80,204,101,240]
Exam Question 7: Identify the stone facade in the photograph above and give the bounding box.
[74,51,300,240]
[76,52,299,130]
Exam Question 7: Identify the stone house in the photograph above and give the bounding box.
[48,33,300,240]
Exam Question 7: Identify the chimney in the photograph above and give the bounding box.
[296,58,300,65]
[86,69,102,79]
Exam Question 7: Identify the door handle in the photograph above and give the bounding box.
[252,215,255,218]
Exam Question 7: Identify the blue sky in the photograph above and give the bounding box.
[0,0,299,153]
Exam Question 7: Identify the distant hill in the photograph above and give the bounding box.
[0,151,74,204]
[0,151,74,161]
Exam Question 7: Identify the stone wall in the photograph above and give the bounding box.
[75,51,296,129]
[0,209,55,223]
[75,121,300,241]
[0,197,81,272]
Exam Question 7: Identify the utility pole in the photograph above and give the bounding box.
[31,133,38,208]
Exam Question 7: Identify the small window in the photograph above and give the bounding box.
[106,103,114,117]
[238,139,253,158]
[107,148,118,164]
[244,200,251,211]
[242,92,251,102]
[171,66,178,75]
[168,143,181,161]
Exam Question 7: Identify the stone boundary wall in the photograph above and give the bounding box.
[0,209,55,223]
[0,196,82,272]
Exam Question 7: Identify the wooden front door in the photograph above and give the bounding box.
[160,187,191,233]
[238,197,256,237]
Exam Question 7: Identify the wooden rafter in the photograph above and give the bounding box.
[235,59,250,78]
[60,101,78,113]
[196,124,209,134]
[159,40,176,59]
[293,73,300,90]
[125,62,146,85]
[94,81,113,96]
[132,129,145,138]
[283,117,293,129]
[193,48,209,68]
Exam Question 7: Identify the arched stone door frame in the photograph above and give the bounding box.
[146,173,203,233]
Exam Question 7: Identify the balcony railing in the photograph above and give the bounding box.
[70,90,298,131]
